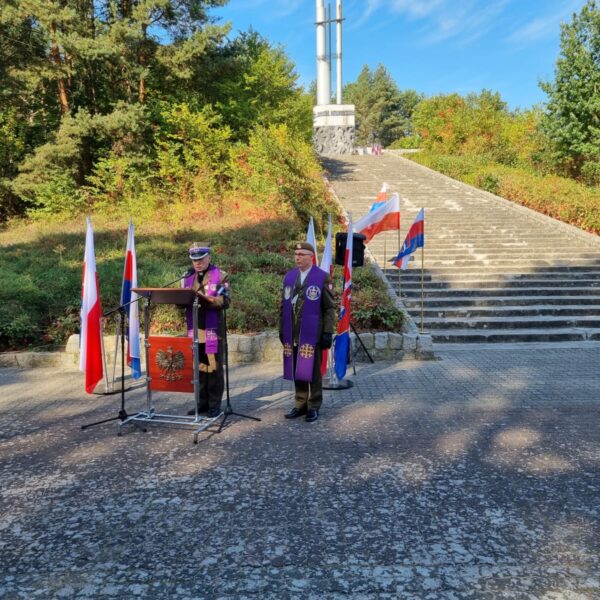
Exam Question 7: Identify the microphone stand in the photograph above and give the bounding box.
[81,268,195,430]
[217,293,261,432]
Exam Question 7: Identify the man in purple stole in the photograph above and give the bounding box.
[184,243,230,418]
[279,242,336,422]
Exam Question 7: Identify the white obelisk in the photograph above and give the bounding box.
[316,0,330,105]
[313,0,355,154]
[336,0,343,104]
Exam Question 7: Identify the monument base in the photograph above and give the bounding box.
[313,104,355,156]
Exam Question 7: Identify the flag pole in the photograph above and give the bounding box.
[420,244,424,333]
[110,315,120,392]
[101,317,110,393]
[383,235,387,276]
[397,225,401,298]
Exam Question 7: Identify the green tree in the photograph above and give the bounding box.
[196,31,312,143]
[344,64,423,147]
[1,0,229,215]
[540,0,600,182]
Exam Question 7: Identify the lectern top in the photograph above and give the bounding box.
[132,287,197,305]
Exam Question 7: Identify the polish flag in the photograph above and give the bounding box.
[80,218,104,393]
[319,214,333,278]
[121,220,141,379]
[369,183,389,214]
[354,192,400,243]
[375,182,388,203]
[306,216,319,265]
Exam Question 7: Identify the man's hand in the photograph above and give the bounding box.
[320,332,332,349]
[196,291,217,305]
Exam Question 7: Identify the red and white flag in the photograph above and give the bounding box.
[375,182,388,203]
[80,218,104,393]
[319,214,333,277]
[306,216,319,265]
[354,192,400,243]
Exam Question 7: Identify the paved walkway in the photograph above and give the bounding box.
[1,346,599,598]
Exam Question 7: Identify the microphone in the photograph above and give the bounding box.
[182,267,195,278]
[217,284,230,297]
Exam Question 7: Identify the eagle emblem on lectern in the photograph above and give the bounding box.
[156,346,184,381]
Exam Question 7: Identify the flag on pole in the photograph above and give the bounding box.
[354,192,400,243]
[121,220,142,379]
[319,214,333,277]
[391,208,425,270]
[319,214,333,375]
[369,182,389,213]
[334,215,353,380]
[306,216,319,265]
[80,218,104,393]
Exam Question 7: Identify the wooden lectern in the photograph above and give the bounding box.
[117,287,222,442]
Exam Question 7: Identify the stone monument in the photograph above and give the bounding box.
[313,0,355,155]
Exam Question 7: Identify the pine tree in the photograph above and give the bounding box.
[344,64,422,147]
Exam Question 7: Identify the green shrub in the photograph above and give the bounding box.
[388,135,422,150]
[581,160,600,187]
[28,172,87,217]
[228,124,335,228]
[476,172,501,195]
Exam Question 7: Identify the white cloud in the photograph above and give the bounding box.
[351,0,510,45]
[507,0,586,46]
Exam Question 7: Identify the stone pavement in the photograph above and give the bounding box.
[1,345,599,599]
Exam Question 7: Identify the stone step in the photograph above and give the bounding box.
[430,327,600,343]
[419,315,600,330]
[327,154,600,346]
[402,295,600,308]
[391,252,600,261]
[419,305,600,318]
[401,286,600,298]
[399,279,600,290]
[407,259,600,268]
[389,270,600,282]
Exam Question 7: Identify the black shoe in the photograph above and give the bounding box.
[208,407,222,418]
[187,406,208,416]
[305,409,319,422]
[285,407,307,419]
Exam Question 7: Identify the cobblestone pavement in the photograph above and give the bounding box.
[1,346,599,599]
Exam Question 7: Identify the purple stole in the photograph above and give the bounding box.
[184,265,221,354]
[282,266,327,382]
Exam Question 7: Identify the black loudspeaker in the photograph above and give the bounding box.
[335,232,366,267]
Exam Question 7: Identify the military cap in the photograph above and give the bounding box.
[295,242,315,254]
[189,242,211,260]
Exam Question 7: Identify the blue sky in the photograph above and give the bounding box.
[212,0,589,111]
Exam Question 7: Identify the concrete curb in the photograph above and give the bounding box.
[0,330,433,370]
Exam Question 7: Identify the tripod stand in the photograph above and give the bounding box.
[217,300,261,433]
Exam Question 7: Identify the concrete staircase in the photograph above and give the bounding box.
[324,153,600,344]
